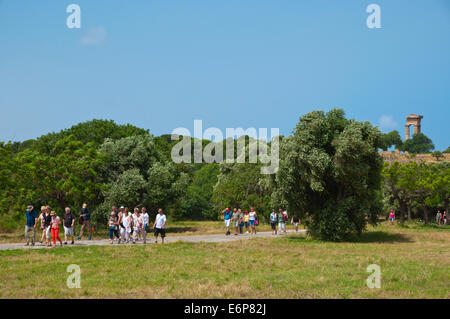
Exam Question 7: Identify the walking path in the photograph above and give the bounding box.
[0,230,307,251]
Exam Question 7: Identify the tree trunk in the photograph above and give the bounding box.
[422,205,429,224]
[399,202,406,224]
[407,206,412,222]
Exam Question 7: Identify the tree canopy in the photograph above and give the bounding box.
[400,132,435,154]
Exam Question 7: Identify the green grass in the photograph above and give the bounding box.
[0,221,448,298]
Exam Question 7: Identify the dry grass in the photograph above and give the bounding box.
[0,221,448,299]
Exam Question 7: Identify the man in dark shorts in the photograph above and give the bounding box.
[77,203,92,240]
[153,208,166,244]
[63,207,75,245]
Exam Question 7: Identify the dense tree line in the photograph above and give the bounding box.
[1,114,448,240]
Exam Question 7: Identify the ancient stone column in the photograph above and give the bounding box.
[405,125,410,140]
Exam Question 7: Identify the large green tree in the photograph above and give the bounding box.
[400,132,434,154]
[14,135,107,213]
[381,130,403,151]
[272,109,384,241]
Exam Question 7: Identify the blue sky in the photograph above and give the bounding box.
[0,0,449,150]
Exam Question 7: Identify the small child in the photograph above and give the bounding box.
[389,210,395,225]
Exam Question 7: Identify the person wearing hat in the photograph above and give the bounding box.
[50,211,63,247]
[108,211,120,244]
[24,205,38,246]
[269,209,278,235]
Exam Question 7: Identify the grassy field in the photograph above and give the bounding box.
[0,221,448,298]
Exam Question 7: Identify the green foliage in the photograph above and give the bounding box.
[176,164,220,220]
[272,109,384,241]
[400,132,434,154]
[443,146,450,153]
[11,135,107,215]
[33,119,149,154]
[431,151,444,161]
[381,130,403,151]
[382,161,450,224]
[212,139,273,220]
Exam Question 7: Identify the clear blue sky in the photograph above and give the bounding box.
[0,0,449,150]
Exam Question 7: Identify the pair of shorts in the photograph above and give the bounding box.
[224,219,231,227]
[154,228,166,238]
[249,220,255,226]
[390,217,394,221]
[234,220,240,227]
[293,222,299,227]
[64,226,74,237]
[270,222,276,230]
[45,226,52,239]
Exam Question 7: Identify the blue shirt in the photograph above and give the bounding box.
[26,210,38,226]
[224,210,231,220]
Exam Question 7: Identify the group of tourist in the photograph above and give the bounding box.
[435,210,448,225]
[24,204,167,247]
[388,209,447,225]
[107,206,167,245]
[222,207,301,236]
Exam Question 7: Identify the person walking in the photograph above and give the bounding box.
[282,210,288,233]
[24,205,38,246]
[291,213,300,232]
[243,210,250,234]
[38,206,47,244]
[436,210,442,225]
[232,208,240,235]
[118,206,125,241]
[223,208,232,236]
[77,203,92,240]
[42,206,52,247]
[142,207,149,236]
[63,207,75,245]
[443,211,447,225]
[153,208,166,244]
[108,212,121,244]
[248,207,257,235]
[270,209,278,235]
[277,209,284,234]
[121,208,132,243]
[238,209,244,234]
[132,208,145,244]
[389,210,395,225]
[50,211,63,247]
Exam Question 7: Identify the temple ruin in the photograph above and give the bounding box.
[405,114,423,140]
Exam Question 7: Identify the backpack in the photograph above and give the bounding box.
[282,214,288,222]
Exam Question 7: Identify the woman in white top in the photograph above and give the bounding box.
[121,208,132,243]
[132,208,145,244]
[248,207,257,235]
[142,207,149,234]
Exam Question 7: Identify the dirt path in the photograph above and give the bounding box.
[0,230,307,251]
